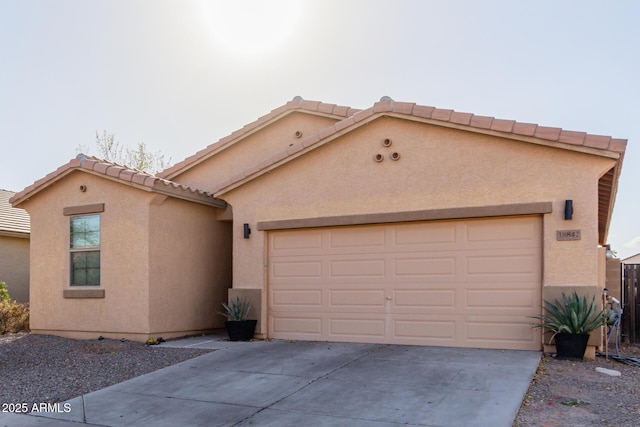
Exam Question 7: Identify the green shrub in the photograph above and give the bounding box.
[0,297,30,334]
[0,281,10,303]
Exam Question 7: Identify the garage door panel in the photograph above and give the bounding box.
[330,289,385,307]
[270,230,323,252]
[329,316,386,339]
[271,289,323,307]
[271,315,323,337]
[393,289,456,309]
[272,260,323,278]
[268,216,542,350]
[393,319,457,342]
[394,256,457,277]
[330,258,386,277]
[392,222,457,246]
[465,252,540,277]
[465,317,539,350]
[465,217,539,243]
[465,288,538,309]
[329,227,385,248]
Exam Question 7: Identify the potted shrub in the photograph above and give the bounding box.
[219,297,257,341]
[533,291,606,360]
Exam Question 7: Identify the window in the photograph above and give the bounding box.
[70,215,100,286]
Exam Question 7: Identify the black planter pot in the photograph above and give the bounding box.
[224,320,257,341]
[554,333,590,361]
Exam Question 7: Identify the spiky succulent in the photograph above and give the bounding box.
[532,291,605,334]
[219,297,252,321]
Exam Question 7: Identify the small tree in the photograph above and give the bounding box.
[77,131,170,174]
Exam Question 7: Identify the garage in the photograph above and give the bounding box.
[268,216,542,350]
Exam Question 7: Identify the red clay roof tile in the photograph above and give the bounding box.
[431,108,453,121]
[334,116,356,132]
[392,102,415,115]
[469,115,494,129]
[584,134,612,150]
[412,105,435,119]
[558,130,587,145]
[450,112,473,125]
[10,154,222,208]
[512,122,537,136]
[608,138,627,153]
[490,119,515,133]
[534,126,562,141]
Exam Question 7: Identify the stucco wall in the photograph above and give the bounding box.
[220,117,616,334]
[21,172,152,338]
[0,235,29,302]
[148,195,231,337]
[173,112,339,190]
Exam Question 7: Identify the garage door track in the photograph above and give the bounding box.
[6,336,540,427]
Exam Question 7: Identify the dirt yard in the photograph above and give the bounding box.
[514,343,640,427]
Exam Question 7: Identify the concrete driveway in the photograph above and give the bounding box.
[3,336,540,427]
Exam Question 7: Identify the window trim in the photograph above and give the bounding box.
[68,212,102,288]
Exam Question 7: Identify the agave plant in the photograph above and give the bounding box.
[532,291,606,335]
[219,297,252,321]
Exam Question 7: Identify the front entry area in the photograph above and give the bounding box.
[267,216,542,350]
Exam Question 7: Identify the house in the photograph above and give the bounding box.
[11,97,626,352]
[622,252,640,264]
[0,189,30,303]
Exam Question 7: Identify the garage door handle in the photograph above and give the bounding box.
[385,296,392,300]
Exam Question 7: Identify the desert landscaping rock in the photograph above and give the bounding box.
[0,333,211,407]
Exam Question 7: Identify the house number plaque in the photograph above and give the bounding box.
[557,230,581,241]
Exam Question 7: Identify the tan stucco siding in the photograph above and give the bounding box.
[0,235,29,302]
[221,118,615,333]
[173,113,339,191]
[147,196,231,336]
[21,172,152,336]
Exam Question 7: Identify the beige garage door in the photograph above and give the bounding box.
[267,216,542,350]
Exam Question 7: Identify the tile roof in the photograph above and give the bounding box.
[10,155,226,209]
[211,97,626,196]
[0,189,30,237]
[205,97,626,245]
[158,96,360,180]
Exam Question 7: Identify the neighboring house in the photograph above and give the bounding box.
[0,189,30,303]
[11,97,626,352]
[622,252,640,264]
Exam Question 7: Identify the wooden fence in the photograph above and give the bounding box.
[623,264,639,344]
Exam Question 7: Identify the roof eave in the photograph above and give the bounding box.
[0,230,30,239]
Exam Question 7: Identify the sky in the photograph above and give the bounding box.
[1,0,638,258]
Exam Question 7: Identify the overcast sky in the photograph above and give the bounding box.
[1,0,638,258]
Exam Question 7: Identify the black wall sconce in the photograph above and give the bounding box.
[243,223,251,239]
[564,200,573,220]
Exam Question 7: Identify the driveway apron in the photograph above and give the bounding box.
[2,336,540,427]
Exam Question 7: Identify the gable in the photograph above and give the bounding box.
[10,154,225,210]
[158,97,360,183]
[167,111,343,191]
[207,98,625,244]
[221,117,616,219]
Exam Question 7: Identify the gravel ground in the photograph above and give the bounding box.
[514,343,640,427]
[0,333,211,407]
